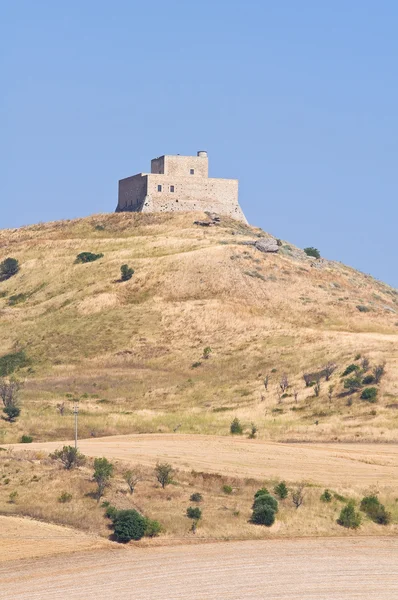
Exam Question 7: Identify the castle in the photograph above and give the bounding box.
[115,151,247,223]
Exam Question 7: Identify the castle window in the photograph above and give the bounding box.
[157,184,162,192]
[170,185,175,193]
[190,169,195,175]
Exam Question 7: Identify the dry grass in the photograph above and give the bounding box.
[0,211,397,443]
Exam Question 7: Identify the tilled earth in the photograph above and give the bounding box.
[1,536,397,600]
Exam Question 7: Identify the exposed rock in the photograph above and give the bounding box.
[241,238,279,253]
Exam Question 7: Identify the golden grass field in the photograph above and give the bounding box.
[0,211,397,445]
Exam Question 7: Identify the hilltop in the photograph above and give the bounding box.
[0,211,397,443]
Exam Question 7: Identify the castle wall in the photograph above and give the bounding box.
[151,154,208,177]
[117,174,148,211]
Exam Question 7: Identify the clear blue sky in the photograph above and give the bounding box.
[1,1,397,287]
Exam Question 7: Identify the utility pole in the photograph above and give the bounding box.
[73,404,79,449]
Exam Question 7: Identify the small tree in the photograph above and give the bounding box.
[293,389,299,403]
[360,387,377,402]
[292,485,305,509]
[324,362,336,381]
[50,446,86,470]
[304,247,321,259]
[248,423,257,439]
[0,258,19,281]
[121,264,134,281]
[361,357,370,372]
[75,252,104,264]
[113,509,147,542]
[314,376,321,397]
[0,378,22,421]
[327,385,334,406]
[123,467,143,494]
[279,374,289,394]
[251,505,276,526]
[203,347,212,359]
[187,506,202,533]
[373,363,386,384]
[93,457,114,499]
[263,375,269,391]
[344,374,362,393]
[320,489,332,502]
[190,492,203,502]
[360,495,391,525]
[230,417,243,435]
[155,462,174,488]
[337,501,361,529]
[274,482,288,500]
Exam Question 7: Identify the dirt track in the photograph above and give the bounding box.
[1,536,397,599]
[11,434,398,486]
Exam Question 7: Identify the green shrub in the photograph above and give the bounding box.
[20,435,33,443]
[50,446,86,470]
[58,492,72,503]
[8,293,28,306]
[356,305,370,312]
[274,482,288,500]
[191,361,202,368]
[0,258,19,281]
[254,487,269,499]
[360,495,391,525]
[3,405,20,422]
[222,484,233,495]
[253,493,278,513]
[120,264,134,281]
[190,492,203,502]
[337,502,361,529]
[344,375,362,392]
[333,492,347,502]
[362,375,375,385]
[230,417,243,435]
[320,489,332,502]
[9,491,18,503]
[186,506,202,520]
[144,518,162,537]
[75,252,104,264]
[342,364,359,377]
[0,350,29,376]
[155,462,174,489]
[113,509,147,542]
[104,505,118,521]
[93,457,114,499]
[251,504,276,526]
[304,247,321,259]
[360,387,377,402]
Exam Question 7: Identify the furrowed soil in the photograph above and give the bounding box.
[1,537,397,600]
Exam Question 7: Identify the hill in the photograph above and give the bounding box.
[0,211,397,443]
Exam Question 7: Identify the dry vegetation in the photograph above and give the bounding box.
[0,211,397,445]
[1,447,397,542]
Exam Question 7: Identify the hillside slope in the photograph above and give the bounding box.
[0,212,397,443]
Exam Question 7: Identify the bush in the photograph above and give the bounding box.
[0,350,29,377]
[248,423,257,439]
[113,509,147,542]
[58,492,72,503]
[3,405,20,422]
[222,484,233,495]
[320,489,332,503]
[337,502,361,529]
[362,375,375,385]
[304,247,321,259]
[75,252,104,264]
[155,462,174,488]
[50,446,86,470]
[251,504,276,526]
[93,457,114,499]
[0,258,19,281]
[187,506,202,520]
[342,364,359,377]
[190,492,203,502]
[144,518,162,537]
[104,505,118,521]
[254,487,269,499]
[356,305,370,313]
[230,417,243,435]
[274,482,288,500]
[344,375,362,392]
[360,387,377,402]
[9,491,18,503]
[253,493,278,513]
[20,435,33,443]
[120,264,134,281]
[191,362,202,368]
[360,495,391,525]
[8,294,28,306]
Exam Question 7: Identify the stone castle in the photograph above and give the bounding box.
[115,151,247,223]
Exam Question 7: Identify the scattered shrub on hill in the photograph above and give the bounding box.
[9,491,18,504]
[230,417,243,435]
[75,252,104,264]
[0,350,29,377]
[20,434,33,443]
[360,387,378,402]
[292,485,305,509]
[104,504,118,521]
[248,423,257,439]
[342,364,359,377]
[93,457,114,499]
[362,375,375,385]
[187,506,202,520]
[8,293,28,306]
[155,462,174,489]
[361,357,370,371]
[191,361,202,368]
[190,492,203,502]
[222,484,233,495]
[320,489,332,503]
[0,257,19,281]
[144,519,162,537]
[360,495,391,525]
[333,492,348,503]
[50,446,86,470]
[0,378,22,422]
[304,247,321,259]
[337,501,361,529]
[373,362,386,384]
[203,347,212,359]
[344,375,362,392]
[274,482,288,500]
[58,492,72,503]
[113,509,147,542]
[123,467,143,495]
[254,488,269,499]
[251,504,276,526]
[3,405,20,422]
[120,264,134,281]
[253,492,279,513]
[356,305,370,313]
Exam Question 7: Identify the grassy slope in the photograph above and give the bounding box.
[0,211,397,443]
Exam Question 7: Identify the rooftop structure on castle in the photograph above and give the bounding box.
[116,151,247,223]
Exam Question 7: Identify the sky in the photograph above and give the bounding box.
[1,1,397,287]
